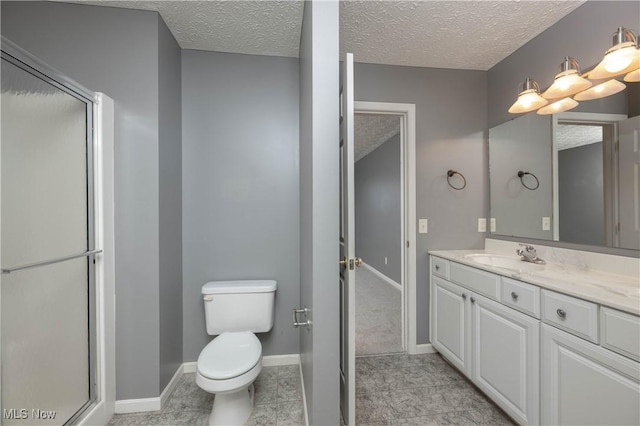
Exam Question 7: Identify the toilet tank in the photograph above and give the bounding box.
[202,280,276,335]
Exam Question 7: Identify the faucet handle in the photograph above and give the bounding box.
[518,243,535,252]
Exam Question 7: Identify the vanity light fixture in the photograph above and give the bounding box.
[508,78,548,114]
[573,79,626,101]
[542,57,592,99]
[624,68,640,82]
[588,27,639,80]
[536,97,579,115]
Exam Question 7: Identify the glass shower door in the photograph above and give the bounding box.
[1,52,96,425]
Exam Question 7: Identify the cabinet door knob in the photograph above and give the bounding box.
[511,292,518,300]
[470,297,476,304]
[556,308,566,318]
[462,293,467,300]
[435,265,440,270]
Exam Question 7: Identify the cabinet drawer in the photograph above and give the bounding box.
[501,277,541,319]
[601,307,640,362]
[431,257,449,279]
[450,262,500,301]
[542,290,599,343]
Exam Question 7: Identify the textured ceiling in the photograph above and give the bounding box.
[556,124,603,151]
[64,0,304,57]
[59,0,585,70]
[340,1,585,70]
[355,114,400,162]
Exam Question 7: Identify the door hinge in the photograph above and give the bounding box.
[615,222,620,235]
[406,240,410,248]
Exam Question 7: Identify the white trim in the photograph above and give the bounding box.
[414,344,438,355]
[551,112,627,243]
[79,94,116,425]
[160,364,184,408]
[299,361,309,426]
[354,101,417,355]
[361,262,401,291]
[117,355,301,414]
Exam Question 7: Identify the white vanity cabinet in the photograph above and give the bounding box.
[431,276,470,374]
[430,254,640,426]
[430,258,540,425]
[541,323,640,426]
[469,293,540,426]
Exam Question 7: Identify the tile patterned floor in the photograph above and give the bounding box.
[108,365,304,426]
[108,353,513,426]
[355,353,515,426]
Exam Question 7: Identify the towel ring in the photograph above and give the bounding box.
[447,170,467,190]
[517,171,539,190]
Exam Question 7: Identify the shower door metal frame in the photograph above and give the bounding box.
[1,36,100,425]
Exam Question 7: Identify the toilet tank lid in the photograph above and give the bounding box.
[202,280,277,295]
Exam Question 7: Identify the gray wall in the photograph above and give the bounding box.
[354,63,488,344]
[158,18,183,390]
[488,1,639,128]
[489,114,553,240]
[559,142,605,246]
[299,1,340,424]
[1,1,182,399]
[181,50,300,361]
[355,133,402,283]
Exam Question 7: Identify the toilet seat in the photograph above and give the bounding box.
[197,331,261,380]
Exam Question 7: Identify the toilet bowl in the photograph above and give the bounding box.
[196,331,262,425]
[195,280,276,426]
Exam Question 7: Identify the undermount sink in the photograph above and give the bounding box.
[464,253,546,274]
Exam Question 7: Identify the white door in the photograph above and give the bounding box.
[618,116,640,249]
[430,277,469,374]
[469,294,540,425]
[541,323,640,425]
[339,52,356,426]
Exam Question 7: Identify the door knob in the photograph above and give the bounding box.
[354,257,363,267]
[339,257,347,268]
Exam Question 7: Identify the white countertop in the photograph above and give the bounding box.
[429,249,640,316]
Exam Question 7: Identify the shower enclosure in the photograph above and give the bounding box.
[1,41,99,425]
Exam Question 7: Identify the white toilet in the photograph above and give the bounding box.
[196,280,277,426]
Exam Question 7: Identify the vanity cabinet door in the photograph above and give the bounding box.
[470,294,540,426]
[541,324,640,426]
[431,276,470,374]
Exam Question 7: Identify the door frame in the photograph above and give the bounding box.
[552,112,627,245]
[354,101,417,354]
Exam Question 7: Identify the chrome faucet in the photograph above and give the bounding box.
[516,244,546,264]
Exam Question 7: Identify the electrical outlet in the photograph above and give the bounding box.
[542,217,551,231]
[478,218,487,233]
[490,218,496,233]
[419,219,428,234]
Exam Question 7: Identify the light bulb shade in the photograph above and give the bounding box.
[508,78,548,114]
[536,97,579,115]
[624,68,640,82]
[573,79,626,101]
[542,57,592,99]
[588,28,639,79]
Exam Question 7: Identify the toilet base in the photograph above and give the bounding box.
[208,384,255,426]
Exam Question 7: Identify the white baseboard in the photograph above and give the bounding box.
[362,262,401,291]
[116,354,300,414]
[414,343,437,355]
[114,363,183,414]
[299,361,309,426]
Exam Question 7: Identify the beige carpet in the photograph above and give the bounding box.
[355,267,402,355]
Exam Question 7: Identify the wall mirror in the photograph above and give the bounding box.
[489,106,640,250]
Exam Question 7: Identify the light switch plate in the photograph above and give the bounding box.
[478,218,487,233]
[542,217,551,231]
[419,219,428,234]
[490,218,496,233]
